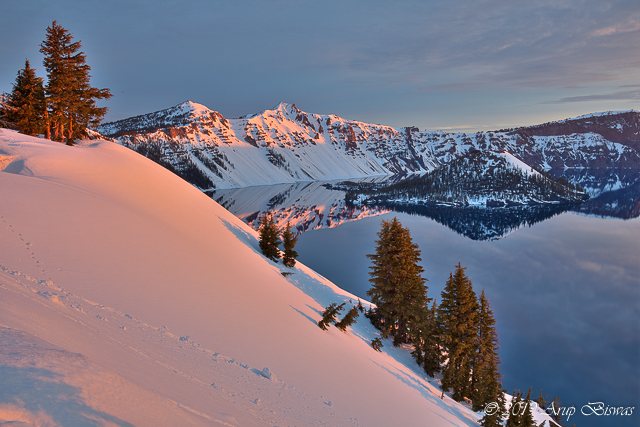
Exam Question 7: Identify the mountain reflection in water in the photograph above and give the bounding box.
[211,168,639,241]
[212,169,639,427]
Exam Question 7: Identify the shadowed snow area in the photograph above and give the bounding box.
[0,129,515,426]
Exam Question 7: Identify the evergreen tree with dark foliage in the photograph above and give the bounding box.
[505,388,538,427]
[506,390,524,427]
[281,221,298,268]
[40,21,112,143]
[438,262,479,401]
[410,298,441,377]
[317,302,345,330]
[0,93,13,129]
[534,389,548,411]
[366,217,429,346]
[335,305,360,332]
[472,289,503,412]
[1,60,46,135]
[521,388,536,427]
[548,396,565,426]
[370,337,383,352]
[478,380,506,427]
[258,214,281,262]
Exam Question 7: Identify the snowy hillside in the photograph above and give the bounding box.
[0,129,564,426]
[97,102,640,189]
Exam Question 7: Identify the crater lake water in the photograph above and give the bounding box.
[213,173,639,427]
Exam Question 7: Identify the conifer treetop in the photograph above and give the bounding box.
[366,217,429,346]
[39,20,112,143]
[2,59,46,135]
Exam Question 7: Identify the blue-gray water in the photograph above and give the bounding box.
[213,176,639,427]
[296,211,639,427]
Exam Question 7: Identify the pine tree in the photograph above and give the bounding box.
[534,389,548,411]
[335,305,360,332]
[478,381,506,427]
[506,390,524,427]
[438,262,479,401]
[258,214,281,262]
[472,290,503,412]
[366,217,429,346]
[318,302,345,330]
[40,21,112,143]
[548,396,565,426]
[370,337,384,351]
[505,389,537,427]
[0,93,14,129]
[410,298,441,377]
[2,60,46,135]
[521,388,535,427]
[281,221,298,268]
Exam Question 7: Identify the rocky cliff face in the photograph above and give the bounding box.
[97,103,639,189]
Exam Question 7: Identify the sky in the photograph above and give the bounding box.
[1,0,638,132]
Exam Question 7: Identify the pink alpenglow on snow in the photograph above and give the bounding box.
[0,129,555,426]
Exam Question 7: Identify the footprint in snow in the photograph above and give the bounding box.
[259,367,277,381]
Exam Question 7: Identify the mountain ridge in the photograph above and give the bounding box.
[97,103,640,189]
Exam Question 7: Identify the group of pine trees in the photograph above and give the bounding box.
[364,217,571,426]
[317,301,362,332]
[0,21,111,144]
[258,214,298,268]
[344,151,585,205]
[365,217,507,426]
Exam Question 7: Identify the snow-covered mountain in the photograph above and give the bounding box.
[0,129,560,426]
[341,150,588,208]
[97,102,640,189]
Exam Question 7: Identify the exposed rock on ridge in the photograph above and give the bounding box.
[97,103,640,189]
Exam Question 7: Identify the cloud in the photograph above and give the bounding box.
[2,0,638,128]
[546,88,640,104]
[592,18,640,36]
[337,0,640,92]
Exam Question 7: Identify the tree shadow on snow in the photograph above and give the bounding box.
[219,217,259,251]
[289,305,318,325]
[0,366,134,427]
[368,360,479,427]
[286,271,356,309]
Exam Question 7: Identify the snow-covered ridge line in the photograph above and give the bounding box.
[567,110,639,120]
[97,103,640,189]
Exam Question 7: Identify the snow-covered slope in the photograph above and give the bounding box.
[0,129,536,426]
[99,101,430,189]
[97,103,640,189]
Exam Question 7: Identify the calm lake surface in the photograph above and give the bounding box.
[213,173,639,427]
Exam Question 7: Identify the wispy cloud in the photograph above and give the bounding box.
[339,0,640,91]
[546,88,640,104]
[592,18,640,36]
[2,0,638,128]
